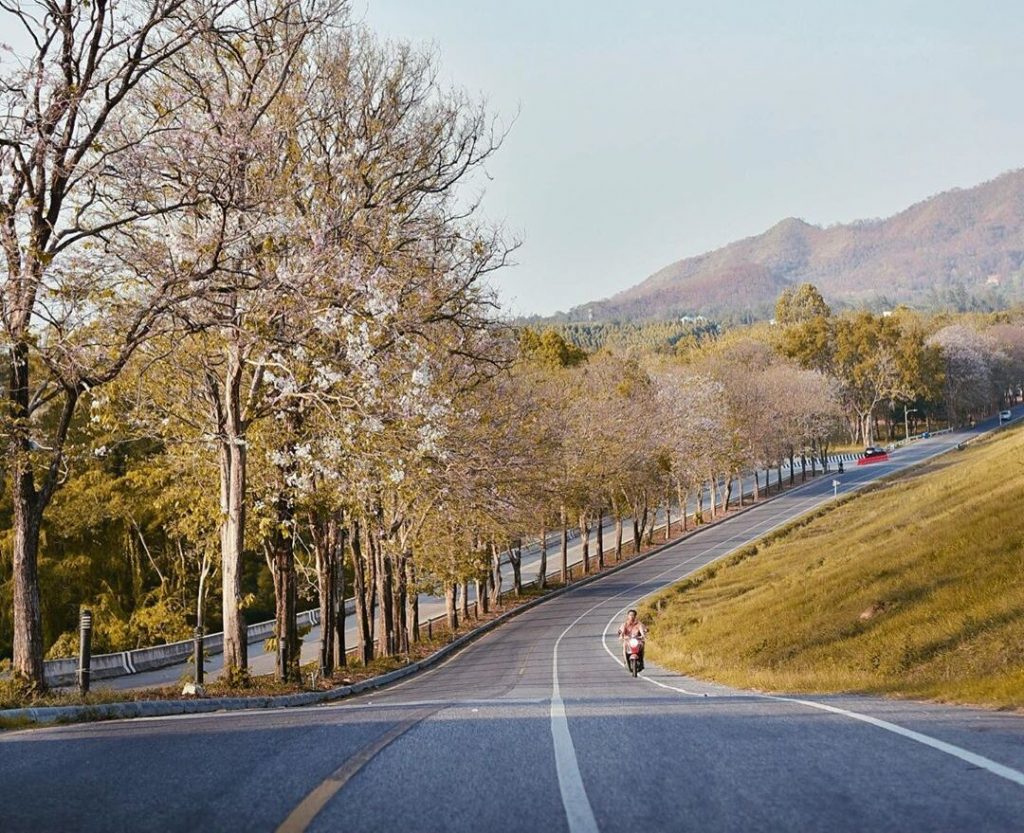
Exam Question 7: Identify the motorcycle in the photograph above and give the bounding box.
[625,636,644,677]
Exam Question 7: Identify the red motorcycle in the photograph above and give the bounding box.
[625,636,644,677]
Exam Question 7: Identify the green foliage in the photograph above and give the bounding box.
[775,283,831,325]
[0,674,34,710]
[519,327,588,367]
[552,319,720,355]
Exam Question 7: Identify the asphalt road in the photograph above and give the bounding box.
[98,508,669,690]
[97,461,830,690]
[101,484,721,689]
[3,418,1024,832]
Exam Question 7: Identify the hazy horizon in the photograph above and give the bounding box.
[362,1,1024,317]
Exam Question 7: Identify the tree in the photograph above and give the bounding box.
[115,0,344,680]
[0,0,245,687]
[927,325,1002,425]
[775,283,831,325]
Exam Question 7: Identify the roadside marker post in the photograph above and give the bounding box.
[194,627,205,686]
[77,609,92,694]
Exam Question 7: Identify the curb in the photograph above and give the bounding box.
[5,428,985,728]
[2,483,794,728]
[0,432,983,728]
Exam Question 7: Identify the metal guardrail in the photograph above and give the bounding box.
[41,454,864,687]
[42,607,330,687]
[41,534,667,687]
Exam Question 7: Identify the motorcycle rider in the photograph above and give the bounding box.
[617,609,647,671]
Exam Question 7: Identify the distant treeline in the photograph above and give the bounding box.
[545,319,722,354]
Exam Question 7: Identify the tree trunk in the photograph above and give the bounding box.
[11,477,44,686]
[560,505,569,583]
[365,531,376,648]
[350,520,372,665]
[475,577,488,615]
[271,521,298,683]
[677,485,688,532]
[9,338,79,685]
[615,514,623,560]
[459,580,469,620]
[446,583,458,632]
[272,544,294,682]
[709,475,717,519]
[508,543,522,595]
[722,476,733,514]
[214,341,250,681]
[271,420,300,684]
[333,524,346,670]
[313,512,337,676]
[219,437,248,679]
[382,547,396,656]
[373,532,395,658]
[579,512,590,574]
[406,557,419,645]
[489,540,502,608]
[664,494,671,541]
[538,524,548,590]
[393,551,408,654]
[596,509,605,568]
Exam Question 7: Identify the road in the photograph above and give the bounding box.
[98,507,673,690]
[97,457,840,690]
[3,418,1024,832]
[100,479,740,689]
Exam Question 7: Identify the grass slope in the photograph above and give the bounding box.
[641,426,1024,710]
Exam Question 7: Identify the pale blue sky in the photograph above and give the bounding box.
[361,0,1024,316]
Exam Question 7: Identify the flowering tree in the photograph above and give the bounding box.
[928,324,1004,425]
[122,0,345,679]
[0,0,248,686]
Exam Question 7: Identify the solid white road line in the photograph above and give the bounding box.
[543,471,845,833]
[589,439,1024,793]
[772,696,1024,789]
[598,478,859,672]
[551,614,600,833]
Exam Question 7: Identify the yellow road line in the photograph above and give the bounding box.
[276,706,439,833]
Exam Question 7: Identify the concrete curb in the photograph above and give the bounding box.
[4,483,797,728]
[2,426,990,729]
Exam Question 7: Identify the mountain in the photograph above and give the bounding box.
[563,169,1024,322]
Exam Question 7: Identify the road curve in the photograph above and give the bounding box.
[3,422,1024,832]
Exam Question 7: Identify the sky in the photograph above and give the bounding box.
[358,0,1024,317]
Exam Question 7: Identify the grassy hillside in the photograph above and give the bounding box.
[641,424,1024,710]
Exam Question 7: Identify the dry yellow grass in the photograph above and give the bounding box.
[641,426,1024,710]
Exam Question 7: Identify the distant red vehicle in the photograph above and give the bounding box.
[857,446,889,465]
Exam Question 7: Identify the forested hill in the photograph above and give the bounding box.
[560,168,1024,322]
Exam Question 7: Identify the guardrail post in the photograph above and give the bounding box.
[193,627,205,686]
[78,609,93,694]
[427,619,432,639]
